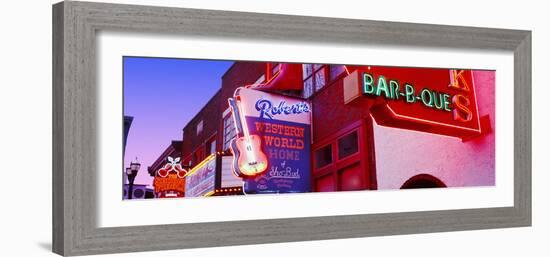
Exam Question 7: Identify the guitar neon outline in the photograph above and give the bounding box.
[228,96,269,178]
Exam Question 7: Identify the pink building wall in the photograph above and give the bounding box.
[373,71,495,189]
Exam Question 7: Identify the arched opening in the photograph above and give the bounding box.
[401,174,446,189]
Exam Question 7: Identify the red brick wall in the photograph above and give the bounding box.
[217,62,265,150]
[181,90,222,164]
[219,62,265,106]
[311,79,371,142]
[181,61,265,165]
[215,61,371,145]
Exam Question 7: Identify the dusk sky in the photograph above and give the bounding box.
[123,57,234,186]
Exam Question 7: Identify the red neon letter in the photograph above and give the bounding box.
[452,94,472,122]
[448,70,470,92]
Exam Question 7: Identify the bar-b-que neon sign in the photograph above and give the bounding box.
[344,66,486,139]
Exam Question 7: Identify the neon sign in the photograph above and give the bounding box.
[231,87,312,194]
[362,72,454,112]
[255,99,310,119]
[157,156,187,178]
[229,97,269,177]
[184,154,217,197]
[152,156,188,197]
[344,66,485,139]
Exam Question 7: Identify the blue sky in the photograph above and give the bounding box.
[124,57,233,186]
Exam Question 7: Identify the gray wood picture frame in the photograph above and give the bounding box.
[52,1,531,256]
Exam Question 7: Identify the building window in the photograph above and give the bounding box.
[314,144,332,169]
[208,139,216,155]
[196,120,203,135]
[329,65,346,81]
[302,64,327,98]
[312,124,370,193]
[303,78,314,99]
[223,113,237,150]
[314,68,326,91]
[337,131,358,159]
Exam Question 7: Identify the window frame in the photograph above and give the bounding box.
[328,64,346,82]
[337,130,359,161]
[302,64,327,98]
[222,109,237,150]
[314,142,333,169]
[196,120,203,135]
[206,133,217,155]
[311,120,373,192]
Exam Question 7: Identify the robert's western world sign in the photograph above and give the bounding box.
[343,66,484,139]
[229,87,312,194]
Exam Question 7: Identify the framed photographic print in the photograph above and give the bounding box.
[52,1,531,256]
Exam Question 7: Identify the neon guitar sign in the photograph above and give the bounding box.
[232,87,312,194]
[156,156,187,178]
[153,156,188,198]
[228,95,269,178]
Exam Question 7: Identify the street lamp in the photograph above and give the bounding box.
[126,157,141,199]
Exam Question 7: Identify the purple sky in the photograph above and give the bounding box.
[124,57,234,186]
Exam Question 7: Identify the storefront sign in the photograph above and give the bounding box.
[343,66,483,138]
[185,154,216,197]
[153,176,185,194]
[255,99,311,119]
[153,157,187,198]
[232,87,312,194]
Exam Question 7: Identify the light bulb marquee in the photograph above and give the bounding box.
[184,153,217,198]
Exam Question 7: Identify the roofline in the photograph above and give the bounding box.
[221,62,239,79]
[181,88,222,132]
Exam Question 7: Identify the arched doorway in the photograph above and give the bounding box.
[401,174,446,189]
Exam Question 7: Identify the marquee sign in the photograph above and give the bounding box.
[343,66,484,139]
[229,87,312,194]
[184,154,216,197]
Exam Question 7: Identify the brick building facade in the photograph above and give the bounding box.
[151,60,495,197]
